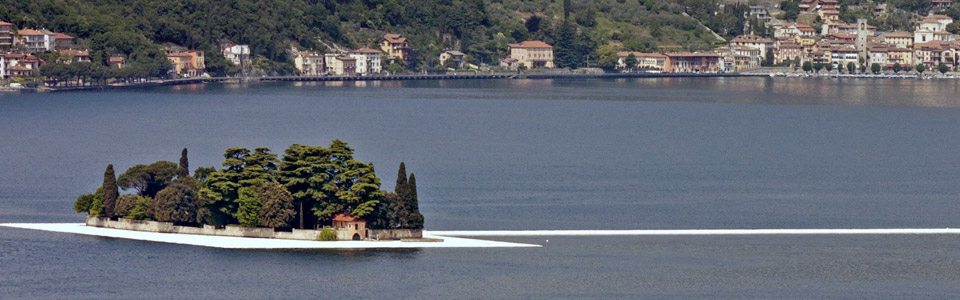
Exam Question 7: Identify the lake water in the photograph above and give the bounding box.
[2,77,960,298]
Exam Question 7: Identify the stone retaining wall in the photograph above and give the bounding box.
[85,216,422,241]
[367,229,422,240]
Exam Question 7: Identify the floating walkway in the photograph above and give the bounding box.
[428,228,960,236]
[0,223,540,249]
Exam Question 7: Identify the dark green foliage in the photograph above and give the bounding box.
[624,54,638,70]
[813,63,823,72]
[118,161,178,198]
[258,182,296,229]
[200,147,279,226]
[780,0,799,21]
[318,226,337,241]
[235,185,262,227]
[194,166,216,183]
[396,162,407,190]
[938,63,949,74]
[127,196,153,220]
[903,64,914,72]
[114,194,139,217]
[916,64,926,74]
[371,162,423,229]
[74,187,103,215]
[825,63,834,72]
[152,178,201,225]
[847,62,856,74]
[872,63,882,74]
[178,148,189,179]
[893,63,902,73]
[102,164,119,217]
[802,61,813,72]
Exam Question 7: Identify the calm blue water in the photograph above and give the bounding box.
[2,77,960,298]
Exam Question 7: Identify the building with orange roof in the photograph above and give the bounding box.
[616,51,667,70]
[664,52,721,73]
[165,46,205,77]
[331,213,366,240]
[324,54,356,76]
[729,34,774,58]
[58,49,91,63]
[54,32,74,49]
[16,28,52,52]
[882,31,914,49]
[508,40,554,69]
[0,20,12,48]
[379,33,411,61]
[1,53,42,78]
[109,56,126,69]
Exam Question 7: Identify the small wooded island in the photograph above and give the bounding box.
[74,140,425,241]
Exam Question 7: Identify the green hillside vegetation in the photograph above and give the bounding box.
[1,0,726,76]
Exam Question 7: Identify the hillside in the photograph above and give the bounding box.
[0,0,737,76]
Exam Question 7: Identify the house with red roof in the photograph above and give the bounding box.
[379,33,411,61]
[331,213,366,240]
[508,40,554,69]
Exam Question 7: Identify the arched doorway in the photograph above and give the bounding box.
[352,233,361,240]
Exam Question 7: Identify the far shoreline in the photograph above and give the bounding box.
[6,69,957,93]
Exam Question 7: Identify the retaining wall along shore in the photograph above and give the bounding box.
[85,216,420,241]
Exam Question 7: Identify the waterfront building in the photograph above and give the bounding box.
[331,213,366,240]
[914,40,948,67]
[380,34,411,61]
[165,46,206,77]
[882,31,914,49]
[15,29,49,52]
[886,47,913,67]
[58,49,91,63]
[775,42,804,65]
[439,50,466,69]
[294,51,324,76]
[326,55,356,76]
[729,35,774,58]
[616,52,667,71]
[664,52,721,73]
[348,47,382,75]
[54,33,74,49]
[221,44,250,66]
[109,56,125,69]
[1,53,42,78]
[0,21,13,48]
[867,45,888,67]
[508,40,554,69]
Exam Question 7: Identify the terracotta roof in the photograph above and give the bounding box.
[509,40,553,48]
[730,34,774,44]
[883,31,913,38]
[665,52,720,58]
[0,20,11,26]
[382,34,407,44]
[17,29,44,36]
[796,24,816,31]
[54,32,74,40]
[59,49,89,56]
[617,51,667,58]
[502,57,518,63]
[929,14,953,20]
[109,56,125,63]
[350,47,381,54]
[331,213,364,222]
[830,33,855,39]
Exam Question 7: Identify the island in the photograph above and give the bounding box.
[73,140,425,241]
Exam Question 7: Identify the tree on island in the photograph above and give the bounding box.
[871,63,881,74]
[372,162,424,229]
[118,161,178,198]
[74,187,103,215]
[153,178,201,225]
[893,63,902,73]
[201,147,279,226]
[235,185,262,227]
[178,148,189,179]
[258,182,296,228]
[102,164,119,217]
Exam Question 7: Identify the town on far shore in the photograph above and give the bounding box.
[4,1,960,90]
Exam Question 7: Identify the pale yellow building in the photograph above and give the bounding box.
[508,40,554,69]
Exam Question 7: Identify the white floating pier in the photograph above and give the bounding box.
[0,223,540,249]
[428,228,960,237]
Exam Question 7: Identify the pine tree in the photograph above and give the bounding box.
[178,148,189,178]
[102,164,119,217]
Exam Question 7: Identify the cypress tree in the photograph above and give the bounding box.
[178,148,189,178]
[407,173,418,211]
[395,162,407,193]
[102,164,119,217]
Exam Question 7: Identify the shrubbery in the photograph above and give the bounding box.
[319,227,338,241]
